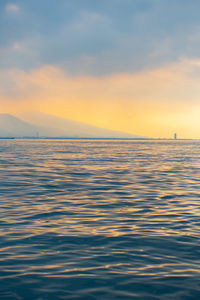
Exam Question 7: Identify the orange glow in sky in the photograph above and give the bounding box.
[0,59,200,138]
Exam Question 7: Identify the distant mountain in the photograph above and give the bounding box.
[0,113,141,138]
[0,114,37,137]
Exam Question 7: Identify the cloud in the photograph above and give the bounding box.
[2,58,200,104]
[1,0,200,75]
[1,59,200,138]
[12,42,23,51]
[5,3,20,14]
[1,1,200,137]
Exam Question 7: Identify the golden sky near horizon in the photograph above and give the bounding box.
[1,1,200,138]
[0,58,200,138]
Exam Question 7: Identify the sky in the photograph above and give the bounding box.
[1,0,200,138]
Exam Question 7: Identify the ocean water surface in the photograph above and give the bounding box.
[0,139,200,299]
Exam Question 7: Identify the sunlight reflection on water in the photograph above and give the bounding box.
[0,139,200,299]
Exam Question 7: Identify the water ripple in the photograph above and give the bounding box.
[0,139,200,299]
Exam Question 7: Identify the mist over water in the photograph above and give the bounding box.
[0,140,200,299]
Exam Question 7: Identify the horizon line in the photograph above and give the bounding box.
[0,137,199,141]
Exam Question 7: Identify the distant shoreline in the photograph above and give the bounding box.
[0,137,199,141]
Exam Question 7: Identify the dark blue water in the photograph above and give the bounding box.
[0,139,200,299]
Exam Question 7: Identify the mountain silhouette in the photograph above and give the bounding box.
[0,113,141,138]
[0,114,37,137]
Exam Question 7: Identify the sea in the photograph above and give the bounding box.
[0,139,200,300]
